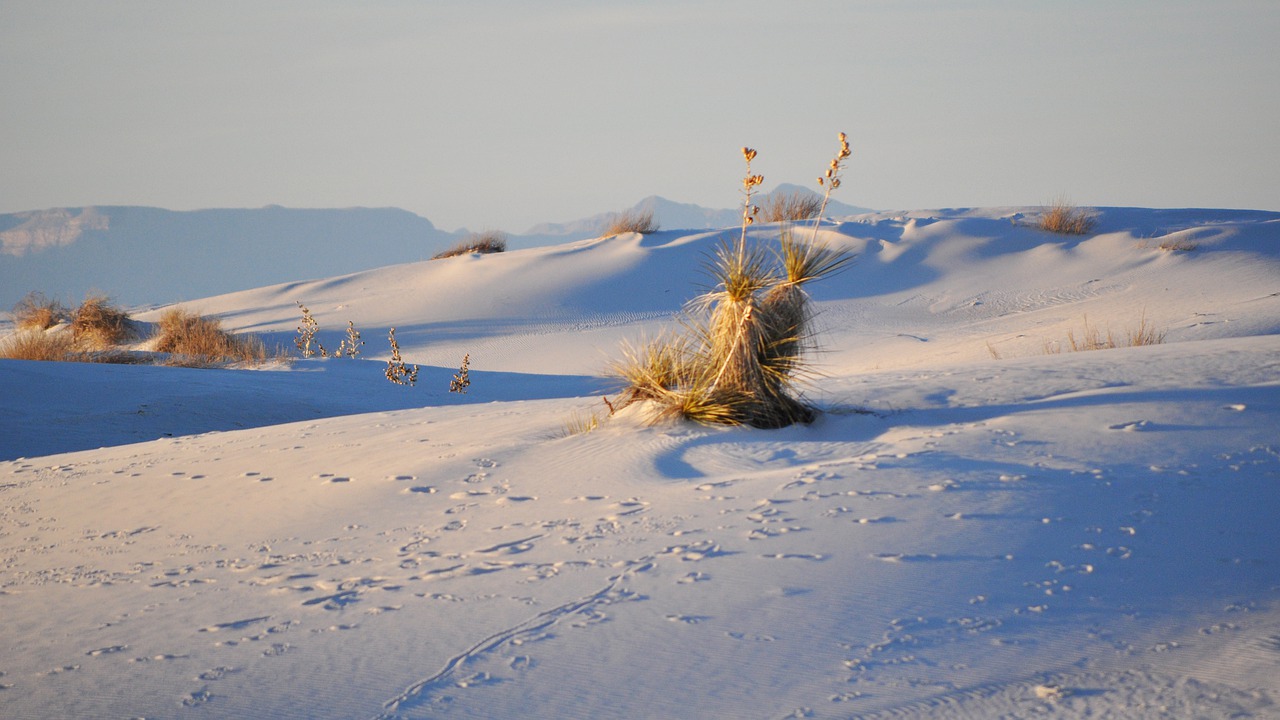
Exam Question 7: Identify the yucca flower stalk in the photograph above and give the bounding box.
[811,132,852,242]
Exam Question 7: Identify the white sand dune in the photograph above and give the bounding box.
[2,206,1278,719]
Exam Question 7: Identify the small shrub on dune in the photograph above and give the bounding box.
[761,191,823,223]
[0,329,77,362]
[432,231,508,259]
[605,208,659,236]
[152,307,273,367]
[384,327,419,386]
[1037,198,1096,235]
[71,294,134,350]
[294,302,326,358]
[12,292,69,331]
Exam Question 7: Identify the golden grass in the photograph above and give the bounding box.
[12,292,68,331]
[1037,198,1096,235]
[762,191,823,223]
[1045,313,1165,354]
[432,231,509,259]
[0,329,77,361]
[605,208,659,236]
[71,294,134,350]
[152,307,273,367]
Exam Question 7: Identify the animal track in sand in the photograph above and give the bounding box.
[85,645,129,656]
[315,473,351,483]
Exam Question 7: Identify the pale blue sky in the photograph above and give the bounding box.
[2,1,1277,232]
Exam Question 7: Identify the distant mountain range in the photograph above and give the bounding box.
[520,184,873,242]
[0,188,874,309]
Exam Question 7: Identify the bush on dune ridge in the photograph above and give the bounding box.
[1037,197,1096,235]
[605,208,659,236]
[432,231,508,259]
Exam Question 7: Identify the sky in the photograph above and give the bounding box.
[2,1,1278,233]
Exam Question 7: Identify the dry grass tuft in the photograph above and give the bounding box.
[0,329,77,362]
[71,294,134,350]
[152,307,273,367]
[12,292,69,331]
[605,208,659,236]
[609,334,696,406]
[762,191,823,223]
[1045,313,1165,354]
[432,231,509,259]
[1036,198,1096,235]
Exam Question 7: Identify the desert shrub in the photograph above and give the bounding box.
[152,307,272,366]
[605,208,659,236]
[762,191,823,223]
[1037,198,1096,235]
[295,302,326,358]
[384,327,419,385]
[71,294,134,350]
[432,231,508,259]
[449,353,471,393]
[0,329,77,362]
[609,134,852,428]
[337,320,364,358]
[12,292,69,331]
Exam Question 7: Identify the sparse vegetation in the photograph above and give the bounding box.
[337,321,364,358]
[607,134,853,428]
[151,307,273,367]
[432,231,509,260]
[449,354,471,393]
[0,329,77,362]
[1036,197,1096,235]
[295,302,326,358]
[71,294,134,350]
[384,327,419,386]
[12,292,69,331]
[761,191,823,223]
[1044,313,1165,354]
[605,208,659,236]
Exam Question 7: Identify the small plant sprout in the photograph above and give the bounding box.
[295,302,326,358]
[337,320,364,358]
[450,353,471,393]
[384,327,419,386]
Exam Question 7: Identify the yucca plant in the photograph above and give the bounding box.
[609,134,853,429]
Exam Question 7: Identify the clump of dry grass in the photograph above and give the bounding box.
[432,231,509,260]
[152,307,273,367]
[0,329,77,362]
[761,191,823,223]
[609,134,853,429]
[605,208,659,236]
[1036,198,1096,235]
[12,292,69,331]
[71,294,134,350]
[1044,313,1165,354]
